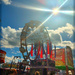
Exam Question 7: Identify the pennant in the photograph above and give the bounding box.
[40,46,43,58]
[47,40,49,54]
[30,44,33,56]
[50,50,52,58]
[45,45,47,59]
[34,44,36,55]
[38,42,40,55]
[49,42,52,55]
[54,45,56,58]
[42,41,45,54]
[49,42,52,58]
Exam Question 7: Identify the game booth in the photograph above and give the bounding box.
[0,50,6,63]
[0,50,7,75]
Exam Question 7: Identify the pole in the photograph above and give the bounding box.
[66,65,68,75]
[65,48,68,75]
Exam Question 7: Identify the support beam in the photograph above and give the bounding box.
[66,65,68,75]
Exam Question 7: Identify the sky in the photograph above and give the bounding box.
[0,0,75,67]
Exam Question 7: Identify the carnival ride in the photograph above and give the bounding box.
[0,20,74,75]
[19,20,60,75]
[0,21,74,75]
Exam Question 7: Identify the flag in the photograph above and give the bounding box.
[47,40,49,54]
[49,42,52,55]
[50,42,52,58]
[40,46,43,58]
[30,44,33,56]
[42,41,45,54]
[50,50,52,58]
[38,41,40,55]
[54,45,56,58]
[34,44,36,55]
[45,45,47,59]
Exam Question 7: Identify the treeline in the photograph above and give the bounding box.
[2,63,19,68]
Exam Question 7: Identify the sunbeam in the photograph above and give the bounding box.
[23,0,68,40]
[12,1,74,16]
[24,14,53,40]
[53,8,59,15]
[59,10,74,16]
[58,0,68,9]
[12,2,52,12]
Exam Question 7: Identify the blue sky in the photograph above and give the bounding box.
[0,0,75,67]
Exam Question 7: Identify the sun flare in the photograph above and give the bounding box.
[53,8,59,15]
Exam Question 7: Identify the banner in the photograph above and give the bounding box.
[51,49,66,66]
[40,46,43,58]
[38,42,40,56]
[47,40,49,54]
[51,47,73,68]
[30,44,33,56]
[34,44,37,55]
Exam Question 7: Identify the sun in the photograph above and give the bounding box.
[53,8,59,15]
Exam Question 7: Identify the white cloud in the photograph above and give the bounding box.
[1,23,74,49]
[5,56,14,63]
[2,0,12,5]
[5,56,23,63]
[48,23,74,38]
[48,30,62,44]
[55,23,74,37]
[73,58,75,60]
[58,41,74,49]
[12,51,21,54]
[48,23,74,49]
[12,52,17,54]
[1,26,23,48]
[1,25,49,48]
[17,51,20,53]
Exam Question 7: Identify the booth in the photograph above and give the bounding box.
[0,50,6,63]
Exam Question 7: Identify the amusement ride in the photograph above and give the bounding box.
[19,20,59,75]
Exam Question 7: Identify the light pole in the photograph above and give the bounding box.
[65,47,68,75]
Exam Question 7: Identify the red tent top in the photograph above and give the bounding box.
[0,50,6,54]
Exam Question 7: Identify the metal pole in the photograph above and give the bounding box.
[65,48,68,75]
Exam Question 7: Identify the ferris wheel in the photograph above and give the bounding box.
[19,20,50,64]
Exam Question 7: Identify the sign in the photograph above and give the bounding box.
[51,47,73,68]
[51,48,66,66]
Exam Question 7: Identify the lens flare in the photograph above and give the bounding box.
[12,3,52,12]
[24,14,53,40]
[58,0,68,9]
[24,0,68,40]
[12,0,73,16]
[53,8,59,15]
[13,0,70,41]
[59,10,74,16]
